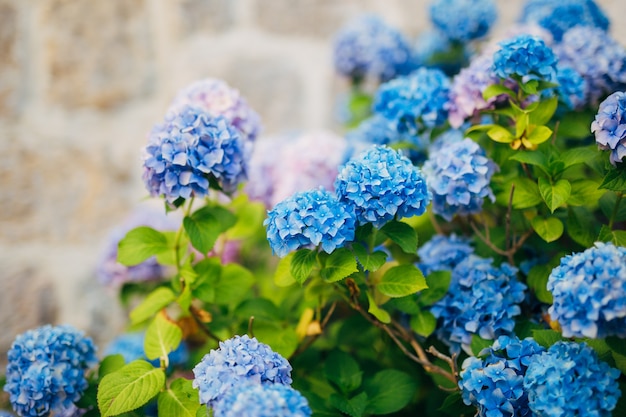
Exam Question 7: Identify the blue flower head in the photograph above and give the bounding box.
[413,29,469,75]
[459,336,545,417]
[431,256,526,352]
[555,65,586,110]
[547,242,626,338]
[264,187,357,258]
[373,67,450,134]
[213,383,312,417]
[335,145,431,228]
[423,138,497,221]
[520,0,609,41]
[417,234,474,275]
[333,14,415,82]
[592,91,626,165]
[492,34,557,81]
[429,0,498,42]
[142,105,248,204]
[524,341,621,416]
[4,325,97,417]
[556,26,626,107]
[192,335,293,407]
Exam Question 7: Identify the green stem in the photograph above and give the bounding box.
[609,192,623,230]
[174,198,195,285]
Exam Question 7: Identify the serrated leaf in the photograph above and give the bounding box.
[274,252,296,287]
[290,249,318,284]
[321,248,358,282]
[567,180,604,206]
[505,178,543,209]
[129,287,176,325]
[183,206,236,254]
[325,351,363,394]
[418,270,452,306]
[600,168,626,192]
[98,360,165,417]
[366,292,391,324]
[529,96,558,125]
[352,243,387,272]
[532,329,563,348]
[410,309,437,337]
[531,216,563,243]
[598,225,626,246]
[363,370,417,415]
[99,355,126,378]
[567,207,596,247]
[253,324,299,359]
[482,84,515,100]
[560,146,600,169]
[487,125,514,143]
[599,192,626,222]
[509,151,549,175]
[329,392,368,417]
[613,352,626,374]
[144,312,182,361]
[214,263,255,306]
[191,258,222,303]
[380,221,418,254]
[157,378,199,417]
[118,227,170,266]
[377,265,427,298]
[538,177,571,213]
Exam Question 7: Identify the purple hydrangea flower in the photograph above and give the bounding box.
[547,242,626,338]
[192,335,293,408]
[212,383,311,417]
[142,106,248,203]
[4,325,97,417]
[103,332,189,367]
[333,14,415,82]
[520,0,609,41]
[492,35,557,81]
[429,0,498,42]
[423,138,497,221]
[431,256,526,352]
[459,336,545,417]
[373,67,450,134]
[555,26,626,107]
[555,65,586,110]
[264,188,357,258]
[335,145,431,228]
[417,234,474,275]
[524,341,621,416]
[592,91,626,165]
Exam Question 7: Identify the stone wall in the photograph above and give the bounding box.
[1,0,625,359]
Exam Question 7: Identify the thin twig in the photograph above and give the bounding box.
[248,316,255,338]
[290,302,338,359]
[429,210,444,235]
[189,305,221,342]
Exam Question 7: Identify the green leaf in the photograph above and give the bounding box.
[273,252,296,287]
[515,113,529,138]
[366,292,391,324]
[606,336,626,356]
[567,180,604,206]
[529,96,558,125]
[321,247,358,282]
[598,225,626,246]
[157,379,199,417]
[482,84,516,100]
[129,287,176,325]
[526,264,554,304]
[520,79,539,95]
[363,370,417,415]
[190,258,222,303]
[600,192,626,222]
[183,206,236,254]
[532,329,563,348]
[560,146,600,169]
[526,126,553,145]
[329,392,368,417]
[290,249,318,284]
[567,207,597,247]
[418,270,452,306]
[325,351,363,394]
[98,360,165,417]
[117,227,169,266]
[99,355,126,379]
[351,243,387,272]
[470,335,493,356]
[380,221,418,254]
[509,151,549,175]
[613,352,626,374]
[234,298,281,321]
[600,168,626,192]
[531,216,563,243]
[214,263,255,306]
[410,309,437,337]
[505,178,543,209]
[377,265,427,298]
[557,110,595,139]
[253,324,299,359]
[538,177,571,213]
[487,125,515,143]
[226,195,265,239]
[144,312,183,362]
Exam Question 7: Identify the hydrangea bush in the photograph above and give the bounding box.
[4,2,626,417]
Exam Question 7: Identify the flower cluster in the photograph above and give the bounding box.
[4,325,97,417]
[142,106,248,203]
[423,138,496,221]
[593,91,626,164]
[192,335,293,408]
[212,383,312,417]
[547,242,626,338]
[492,34,557,81]
[431,256,526,351]
[373,67,450,134]
[333,14,414,82]
[429,0,497,42]
[524,341,621,416]
[555,65,586,110]
[520,0,609,41]
[417,234,474,276]
[264,187,357,258]
[459,336,545,417]
[103,332,189,367]
[555,26,626,107]
[335,145,431,227]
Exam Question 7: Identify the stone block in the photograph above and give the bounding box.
[0,0,22,118]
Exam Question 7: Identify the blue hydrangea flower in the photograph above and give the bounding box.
[264,188,356,258]
[520,0,609,41]
[213,383,311,417]
[547,242,626,338]
[459,336,545,417]
[431,256,526,352]
[4,325,97,417]
[417,234,474,275]
[413,30,469,75]
[524,341,621,416]
[429,0,498,42]
[373,67,450,134]
[192,335,293,407]
[335,145,431,228]
[423,138,497,221]
[556,26,626,107]
[142,106,249,203]
[492,35,557,81]
[592,92,626,165]
[103,332,189,367]
[555,65,586,110]
[333,14,415,82]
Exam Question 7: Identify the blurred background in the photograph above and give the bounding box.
[1,0,625,359]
